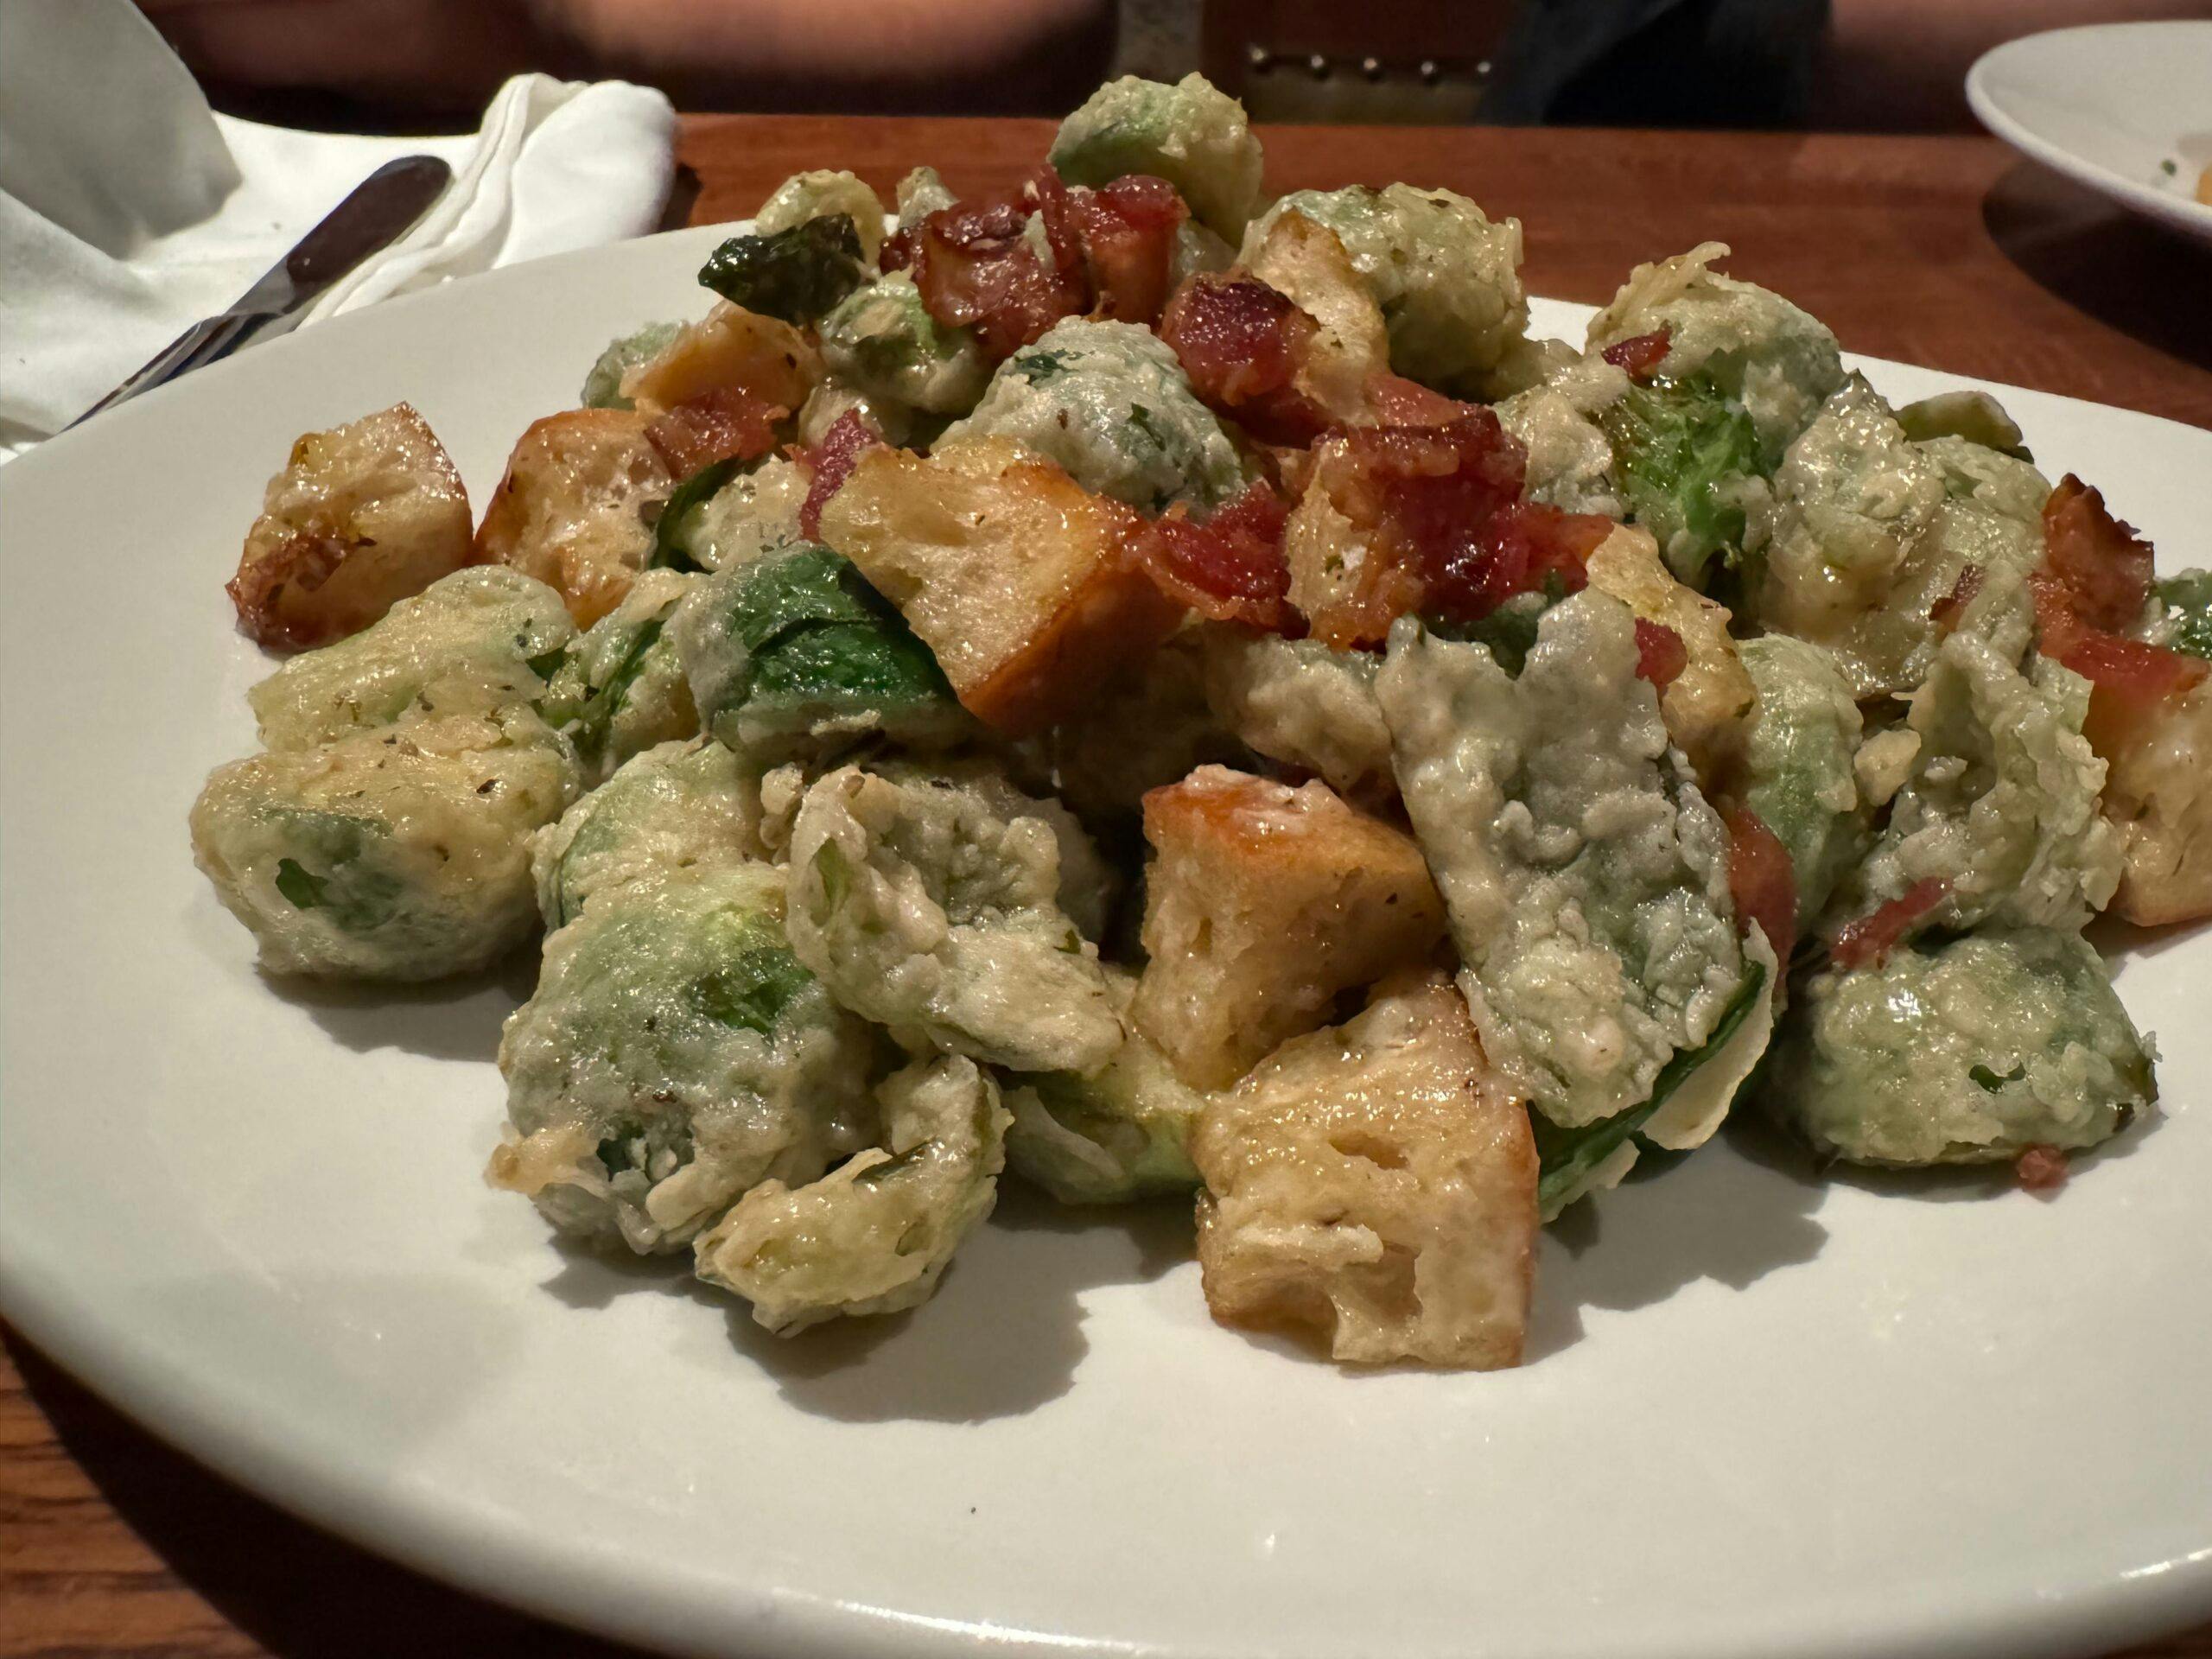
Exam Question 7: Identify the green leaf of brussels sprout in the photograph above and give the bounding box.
[1016,349,1076,384]
[649,456,745,574]
[1600,376,1764,588]
[581,321,682,410]
[274,857,326,910]
[810,841,852,922]
[1532,961,1768,1213]
[2157,572,2212,662]
[687,943,815,1035]
[524,647,569,681]
[697,215,868,326]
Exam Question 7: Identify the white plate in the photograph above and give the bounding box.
[4,227,2212,1659]
[1968,22,2212,245]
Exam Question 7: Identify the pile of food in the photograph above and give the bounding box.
[189,73,2210,1370]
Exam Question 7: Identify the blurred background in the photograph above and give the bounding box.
[134,0,2212,132]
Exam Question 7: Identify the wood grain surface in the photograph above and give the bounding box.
[6,114,2211,1659]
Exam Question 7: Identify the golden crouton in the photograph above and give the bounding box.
[1585,524,1757,782]
[1131,766,1447,1089]
[1192,978,1536,1369]
[473,408,674,627]
[817,436,1185,734]
[1237,211,1389,426]
[2091,679,2212,926]
[227,402,471,652]
[619,300,820,417]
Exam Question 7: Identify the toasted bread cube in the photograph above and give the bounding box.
[474,408,674,627]
[1192,978,1536,1368]
[2092,679,2212,925]
[1132,766,1447,1089]
[1585,524,1756,783]
[1238,210,1390,425]
[619,300,820,417]
[816,436,1185,734]
[227,403,471,652]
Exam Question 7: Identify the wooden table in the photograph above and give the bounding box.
[6,117,2210,1659]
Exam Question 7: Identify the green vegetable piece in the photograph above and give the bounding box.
[1532,962,1766,1215]
[2157,570,2212,662]
[1600,375,1764,587]
[1049,72,1264,239]
[817,273,988,416]
[582,321,682,410]
[274,857,324,911]
[689,944,815,1034]
[650,457,745,573]
[696,216,868,326]
[1895,390,2032,461]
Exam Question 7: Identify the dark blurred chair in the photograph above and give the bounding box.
[1199,0,1516,122]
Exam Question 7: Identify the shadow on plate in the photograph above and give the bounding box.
[267,952,537,1064]
[534,1183,1196,1426]
[1981,159,2212,374]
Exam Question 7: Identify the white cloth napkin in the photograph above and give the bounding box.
[0,0,677,460]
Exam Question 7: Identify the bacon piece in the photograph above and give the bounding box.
[1160,276,1331,446]
[1127,481,1296,632]
[1070,175,1187,325]
[2015,1144,2069,1195]
[879,224,920,273]
[1929,563,1984,635]
[795,409,885,540]
[1363,373,1480,427]
[1426,499,1613,627]
[644,387,785,478]
[1634,618,1689,690]
[1828,876,1950,971]
[1721,804,1797,962]
[1601,328,1671,379]
[2041,474,2154,632]
[226,531,350,652]
[912,195,1084,361]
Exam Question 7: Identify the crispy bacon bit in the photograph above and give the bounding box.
[1363,373,1479,427]
[1127,481,1296,632]
[795,410,885,539]
[880,224,920,273]
[1721,804,1797,962]
[1428,499,1612,627]
[1159,276,1330,446]
[1634,618,1689,690]
[2015,1144,2069,1195]
[1070,175,1187,325]
[2029,475,2205,709]
[912,195,1084,361]
[1929,563,1984,635]
[644,387,784,477]
[1600,329,1672,379]
[1829,876,1950,971]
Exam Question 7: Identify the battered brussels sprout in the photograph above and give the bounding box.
[1039,632,1249,817]
[940,318,1249,514]
[248,566,575,751]
[1243,184,1529,393]
[669,454,808,574]
[694,1054,1009,1332]
[1377,592,1749,1133]
[582,321,682,410]
[796,382,920,451]
[1586,242,1846,466]
[490,862,878,1254]
[1835,630,2121,938]
[191,707,578,981]
[817,273,989,416]
[784,763,1123,1073]
[1733,635,1866,927]
[1495,352,1632,519]
[1047,72,1265,239]
[893,165,957,224]
[1767,926,2154,1166]
[696,215,869,327]
[1599,374,1765,587]
[1003,969,1205,1204]
[1199,630,1394,800]
[671,543,968,763]
[753,169,888,264]
[2152,570,2212,661]
[530,738,765,930]
[536,569,697,782]
[1895,389,2031,459]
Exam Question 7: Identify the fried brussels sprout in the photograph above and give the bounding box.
[696,215,869,326]
[1586,242,1846,466]
[1243,184,1529,393]
[1199,631,1394,800]
[228,403,474,652]
[893,165,957,224]
[1048,72,1265,240]
[191,708,578,981]
[784,763,1123,1073]
[1041,633,1249,817]
[489,862,878,1254]
[694,1054,1009,1332]
[1192,978,1536,1369]
[1836,630,2121,939]
[530,738,765,930]
[1003,969,1205,1204]
[537,569,698,781]
[1733,634,1866,927]
[817,273,990,417]
[1495,352,1633,519]
[1767,926,2155,1166]
[473,408,675,628]
[753,168,887,264]
[248,566,575,751]
[1378,592,1749,1133]
[2153,570,2212,662]
[665,454,808,574]
[940,318,1249,514]
[1599,373,1765,588]
[582,321,683,410]
[671,543,968,763]
[1894,389,2031,458]
[1583,525,1757,783]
